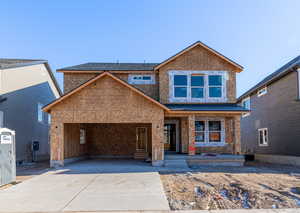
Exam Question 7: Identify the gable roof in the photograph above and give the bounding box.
[0,58,62,96]
[57,41,243,73]
[154,41,243,72]
[0,58,46,69]
[57,62,159,72]
[238,55,300,101]
[43,71,169,112]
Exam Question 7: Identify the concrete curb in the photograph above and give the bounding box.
[1,208,298,213]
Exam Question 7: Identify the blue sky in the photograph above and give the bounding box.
[1,0,299,96]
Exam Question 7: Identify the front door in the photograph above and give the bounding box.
[164,124,176,152]
[136,127,147,152]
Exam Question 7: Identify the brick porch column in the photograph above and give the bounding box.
[188,115,196,155]
[234,115,241,155]
[50,122,64,167]
[151,120,164,166]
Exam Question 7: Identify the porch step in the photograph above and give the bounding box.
[134,152,148,160]
[164,159,189,168]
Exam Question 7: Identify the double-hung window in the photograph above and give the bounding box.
[195,121,205,142]
[208,121,222,142]
[195,119,225,146]
[258,128,268,146]
[191,75,204,98]
[174,75,188,98]
[209,75,222,98]
[170,71,226,102]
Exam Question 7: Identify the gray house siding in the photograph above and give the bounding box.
[241,71,300,156]
[0,62,61,164]
[0,82,55,163]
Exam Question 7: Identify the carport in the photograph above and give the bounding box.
[43,72,168,167]
[64,123,152,161]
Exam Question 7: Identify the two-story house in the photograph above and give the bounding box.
[238,56,300,165]
[43,41,248,167]
[0,59,61,164]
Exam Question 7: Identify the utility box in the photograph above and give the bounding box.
[0,128,16,186]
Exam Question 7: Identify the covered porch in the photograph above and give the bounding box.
[164,112,242,156]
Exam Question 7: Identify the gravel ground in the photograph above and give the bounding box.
[160,162,300,210]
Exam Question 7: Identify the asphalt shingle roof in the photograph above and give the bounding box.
[58,62,159,71]
[165,104,249,112]
[238,55,300,101]
[0,58,46,69]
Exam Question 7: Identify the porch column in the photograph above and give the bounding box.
[50,122,64,167]
[152,119,164,166]
[234,115,241,155]
[188,115,196,155]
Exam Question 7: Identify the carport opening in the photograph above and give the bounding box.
[64,123,152,161]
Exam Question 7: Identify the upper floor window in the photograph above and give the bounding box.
[174,75,187,97]
[169,71,227,102]
[128,74,155,85]
[257,87,267,97]
[191,75,204,98]
[209,75,222,97]
[241,97,250,117]
[37,103,43,123]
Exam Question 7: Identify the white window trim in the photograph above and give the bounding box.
[128,74,155,85]
[195,118,226,147]
[258,128,268,146]
[241,96,251,117]
[37,103,43,123]
[169,70,228,103]
[257,87,267,97]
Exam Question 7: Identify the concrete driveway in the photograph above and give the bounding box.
[0,159,170,212]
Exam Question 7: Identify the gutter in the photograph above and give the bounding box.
[238,64,300,102]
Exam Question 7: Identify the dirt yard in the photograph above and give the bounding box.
[160,162,300,210]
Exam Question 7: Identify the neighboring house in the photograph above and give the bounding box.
[43,41,248,167]
[0,59,62,164]
[238,56,300,159]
